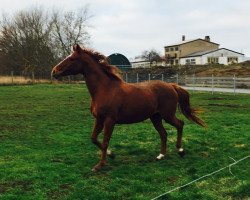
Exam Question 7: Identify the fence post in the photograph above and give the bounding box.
[125,73,128,82]
[161,74,164,82]
[148,73,151,81]
[212,74,214,95]
[192,74,195,92]
[176,74,179,84]
[68,76,71,84]
[233,74,236,95]
[11,71,14,85]
[136,73,139,83]
[32,71,35,84]
[50,73,53,83]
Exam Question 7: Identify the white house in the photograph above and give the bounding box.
[130,59,151,68]
[130,58,166,68]
[179,48,245,65]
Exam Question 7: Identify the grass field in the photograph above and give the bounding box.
[0,84,249,200]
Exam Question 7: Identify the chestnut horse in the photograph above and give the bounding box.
[51,44,205,172]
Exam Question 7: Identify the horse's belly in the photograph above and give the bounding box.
[116,85,158,124]
[116,106,156,124]
[116,115,151,124]
[116,116,149,124]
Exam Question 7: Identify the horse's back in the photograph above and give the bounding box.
[140,81,179,117]
[116,81,178,123]
[129,80,178,100]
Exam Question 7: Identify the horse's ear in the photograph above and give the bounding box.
[73,44,81,53]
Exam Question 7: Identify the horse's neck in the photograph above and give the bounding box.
[83,60,114,100]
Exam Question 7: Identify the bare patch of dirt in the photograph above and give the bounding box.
[0,180,32,194]
[195,64,250,77]
[206,97,227,100]
[47,184,74,200]
[207,104,245,108]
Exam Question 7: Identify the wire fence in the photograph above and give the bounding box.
[124,73,250,91]
[151,155,250,200]
[1,71,250,94]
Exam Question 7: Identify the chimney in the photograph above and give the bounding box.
[205,36,210,42]
[182,35,185,41]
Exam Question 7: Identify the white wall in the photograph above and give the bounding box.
[180,49,245,65]
[205,49,243,58]
[201,57,208,64]
[218,57,227,65]
[179,57,202,65]
[179,58,185,65]
[131,61,150,68]
[204,49,244,65]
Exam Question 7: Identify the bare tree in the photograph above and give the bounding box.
[137,49,162,67]
[52,6,91,58]
[0,7,56,74]
[0,6,92,75]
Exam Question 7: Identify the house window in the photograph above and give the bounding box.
[207,57,219,64]
[190,59,196,65]
[186,59,190,64]
[170,47,174,51]
[227,57,238,63]
[166,48,169,52]
[175,47,179,51]
[186,58,195,65]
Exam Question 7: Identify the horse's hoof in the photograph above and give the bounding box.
[107,149,115,159]
[108,153,116,159]
[178,148,185,157]
[156,153,165,160]
[91,164,101,172]
[91,167,98,172]
[92,163,105,172]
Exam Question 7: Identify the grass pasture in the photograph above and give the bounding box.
[0,84,249,200]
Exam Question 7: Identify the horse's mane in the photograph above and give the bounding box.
[82,48,123,81]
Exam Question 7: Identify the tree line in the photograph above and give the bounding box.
[0,6,91,75]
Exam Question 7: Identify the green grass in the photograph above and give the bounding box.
[0,84,249,200]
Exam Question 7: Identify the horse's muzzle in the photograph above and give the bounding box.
[51,69,61,79]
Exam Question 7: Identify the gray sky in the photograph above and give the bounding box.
[1,0,250,58]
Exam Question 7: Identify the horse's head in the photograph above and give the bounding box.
[51,44,85,79]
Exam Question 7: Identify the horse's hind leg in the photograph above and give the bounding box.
[150,114,167,160]
[166,116,185,157]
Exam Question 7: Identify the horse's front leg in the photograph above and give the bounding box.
[91,118,104,150]
[92,117,115,172]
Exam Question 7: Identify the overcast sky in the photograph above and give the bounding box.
[1,0,250,58]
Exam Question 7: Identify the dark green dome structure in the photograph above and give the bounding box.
[107,53,131,70]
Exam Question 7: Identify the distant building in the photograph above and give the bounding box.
[164,35,245,65]
[179,48,244,65]
[107,53,131,69]
[130,58,150,68]
[130,57,166,68]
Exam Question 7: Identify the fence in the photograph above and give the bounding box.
[0,71,84,85]
[124,73,250,91]
[1,71,250,94]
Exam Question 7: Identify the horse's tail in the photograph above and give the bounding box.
[172,84,206,127]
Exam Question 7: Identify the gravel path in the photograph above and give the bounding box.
[182,86,250,94]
